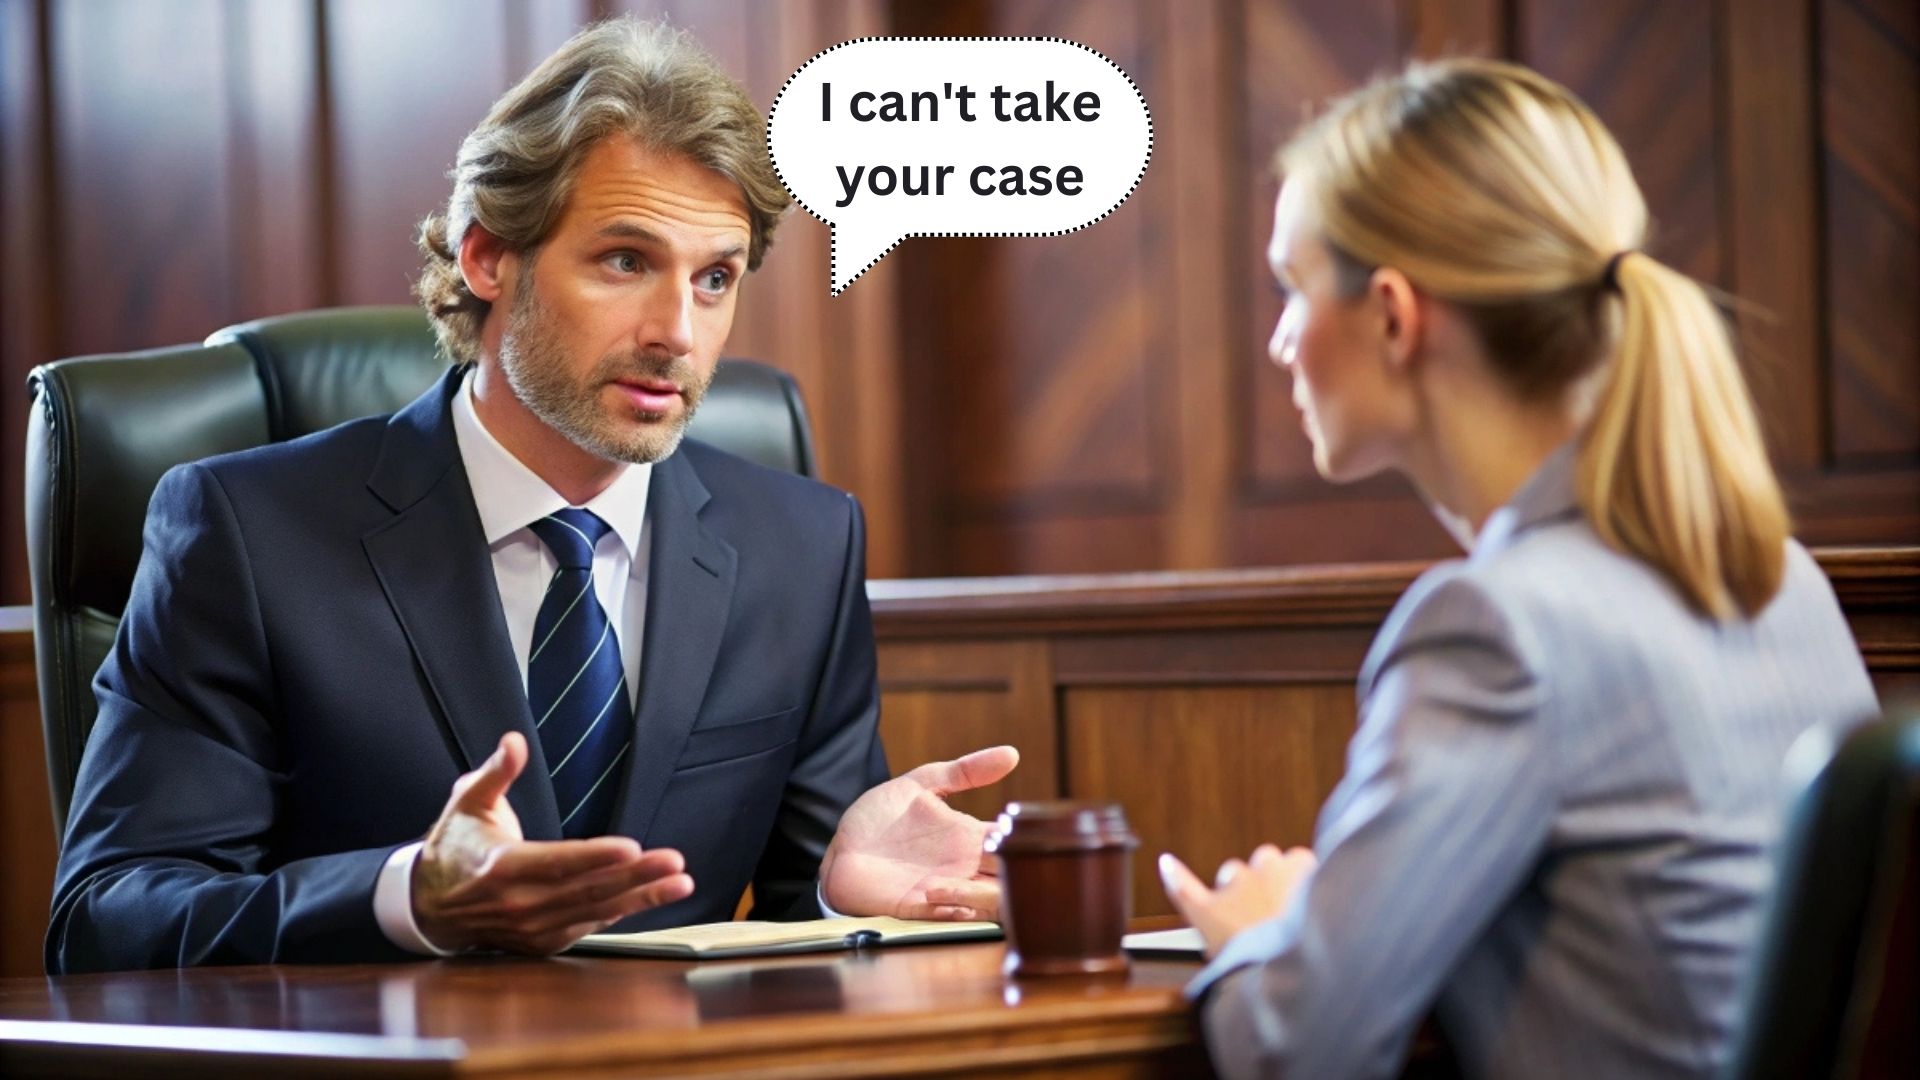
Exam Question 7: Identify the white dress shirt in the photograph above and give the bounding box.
[375,368,653,953]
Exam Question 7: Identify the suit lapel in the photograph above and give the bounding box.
[360,367,561,838]
[606,450,738,845]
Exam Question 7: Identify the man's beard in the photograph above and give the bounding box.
[497,280,711,465]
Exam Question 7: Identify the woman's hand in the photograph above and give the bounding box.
[1158,844,1317,957]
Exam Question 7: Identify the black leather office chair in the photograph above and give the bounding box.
[26,305,816,836]
[1723,707,1919,1080]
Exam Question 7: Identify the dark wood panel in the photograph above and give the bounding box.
[0,627,53,980]
[50,0,240,354]
[227,0,325,321]
[1724,0,1824,473]
[894,0,1172,575]
[1232,484,1459,566]
[877,640,1060,821]
[1064,684,1357,917]
[943,509,1170,576]
[323,0,525,306]
[1520,0,1724,286]
[1402,0,1508,57]
[0,0,52,606]
[1822,0,1920,463]
[4,0,1917,599]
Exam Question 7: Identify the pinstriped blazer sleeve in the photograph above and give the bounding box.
[1186,564,1557,1079]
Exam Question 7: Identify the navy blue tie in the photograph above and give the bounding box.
[526,509,632,839]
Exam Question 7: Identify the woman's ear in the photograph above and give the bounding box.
[457,225,514,304]
[1370,266,1423,373]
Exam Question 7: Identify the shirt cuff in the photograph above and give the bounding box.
[816,879,850,919]
[375,841,459,956]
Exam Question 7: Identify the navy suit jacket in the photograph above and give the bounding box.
[47,366,888,973]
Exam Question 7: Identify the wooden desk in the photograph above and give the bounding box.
[0,942,1210,1078]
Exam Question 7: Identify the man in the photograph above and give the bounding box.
[47,18,1010,972]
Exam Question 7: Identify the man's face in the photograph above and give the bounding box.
[497,137,752,464]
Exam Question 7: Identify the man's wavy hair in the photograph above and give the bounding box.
[415,17,791,363]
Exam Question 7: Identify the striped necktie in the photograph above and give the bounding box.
[526,508,633,839]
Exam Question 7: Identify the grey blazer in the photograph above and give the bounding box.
[1188,445,1879,1080]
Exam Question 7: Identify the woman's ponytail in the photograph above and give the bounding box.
[1577,254,1788,619]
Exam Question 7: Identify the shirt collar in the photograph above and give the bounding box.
[450,366,651,557]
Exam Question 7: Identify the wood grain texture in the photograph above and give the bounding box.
[0,946,1209,1078]
[322,0,520,306]
[6,0,1920,600]
[0,0,53,606]
[48,0,241,355]
[1064,684,1356,917]
[1724,0,1825,473]
[1821,0,1920,464]
[0,631,54,980]
[1521,0,1724,285]
[893,0,1174,575]
[878,640,1060,821]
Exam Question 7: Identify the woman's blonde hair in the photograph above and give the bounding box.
[1281,58,1788,620]
[415,17,791,363]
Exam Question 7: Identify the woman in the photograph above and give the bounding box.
[1157,59,1879,1079]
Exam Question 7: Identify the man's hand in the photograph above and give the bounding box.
[412,732,694,954]
[1159,844,1317,957]
[819,746,1019,922]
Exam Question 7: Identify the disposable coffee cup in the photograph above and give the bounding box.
[984,800,1138,977]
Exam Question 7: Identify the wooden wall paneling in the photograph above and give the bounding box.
[227,0,325,322]
[0,0,52,605]
[1163,0,1237,571]
[1233,487,1461,566]
[893,0,1173,576]
[1822,546,1920,703]
[322,0,524,307]
[1050,625,1377,687]
[1723,0,1825,474]
[1781,468,1920,548]
[1519,0,1725,286]
[1401,0,1510,58]
[1819,0,1919,464]
[944,508,1168,578]
[49,0,241,356]
[877,639,1060,821]
[1063,683,1357,917]
[0,621,55,979]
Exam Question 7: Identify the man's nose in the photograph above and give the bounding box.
[637,280,697,357]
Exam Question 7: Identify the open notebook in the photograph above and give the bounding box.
[572,917,1003,960]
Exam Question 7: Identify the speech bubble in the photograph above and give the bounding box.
[768,38,1153,295]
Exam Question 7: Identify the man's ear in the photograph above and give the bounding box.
[1370,266,1423,373]
[456,225,515,304]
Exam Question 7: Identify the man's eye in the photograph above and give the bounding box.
[700,268,733,293]
[608,253,639,274]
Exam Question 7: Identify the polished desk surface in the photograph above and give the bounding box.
[0,940,1211,1078]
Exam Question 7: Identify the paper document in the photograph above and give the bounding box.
[1121,926,1206,957]
[572,917,1002,960]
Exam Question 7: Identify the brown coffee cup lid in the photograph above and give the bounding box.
[984,800,1139,854]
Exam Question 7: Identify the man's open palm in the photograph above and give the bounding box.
[819,746,1019,922]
